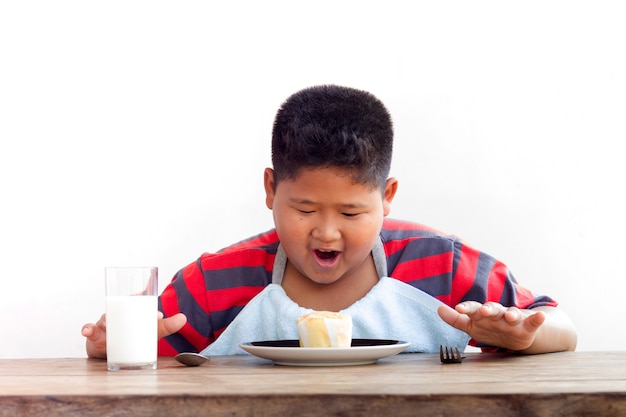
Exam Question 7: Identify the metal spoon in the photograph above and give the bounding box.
[174,352,210,367]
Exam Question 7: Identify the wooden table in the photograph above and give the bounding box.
[1,351,625,416]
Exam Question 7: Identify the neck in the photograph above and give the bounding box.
[281,255,379,311]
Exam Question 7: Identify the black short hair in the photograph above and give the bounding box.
[271,85,393,190]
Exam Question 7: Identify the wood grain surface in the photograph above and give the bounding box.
[1,351,625,416]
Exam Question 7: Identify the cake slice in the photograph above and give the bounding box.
[297,311,352,348]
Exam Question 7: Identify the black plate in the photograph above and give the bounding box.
[250,339,401,348]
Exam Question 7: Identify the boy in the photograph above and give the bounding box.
[83,85,577,357]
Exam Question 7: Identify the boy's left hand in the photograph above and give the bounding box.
[437,301,546,352]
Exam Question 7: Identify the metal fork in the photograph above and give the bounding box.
[439,345,464,364]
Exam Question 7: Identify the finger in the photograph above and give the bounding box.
[95,313,106,329]
[455,301,482,316]
[481,303,508,320]
[158,313,187,339]
[438,305,471,333]
[81,324,95,338]
[525,310,546,331]
[503,307,523,323]
[82,322,104,340]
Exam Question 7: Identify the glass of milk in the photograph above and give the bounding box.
[105,267,158,371]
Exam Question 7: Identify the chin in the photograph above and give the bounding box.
[306,273,343,286]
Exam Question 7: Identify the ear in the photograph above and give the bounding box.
[264,168,276,210]
[382,177,398,216]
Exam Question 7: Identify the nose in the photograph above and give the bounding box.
[311,216,341,242]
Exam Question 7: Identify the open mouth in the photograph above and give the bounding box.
[312,249,341,267]
[314,249,339,261]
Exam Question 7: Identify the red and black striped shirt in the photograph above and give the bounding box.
[158,218,555,355]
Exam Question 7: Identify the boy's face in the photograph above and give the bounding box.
[264,166,397,286]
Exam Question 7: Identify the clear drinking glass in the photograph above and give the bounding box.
[105,267,158,371]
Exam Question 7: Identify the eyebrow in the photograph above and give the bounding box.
[288,198,368,209]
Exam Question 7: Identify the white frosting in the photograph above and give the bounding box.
[297,312,352,347]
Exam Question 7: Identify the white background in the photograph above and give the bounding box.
[1,1,624,358]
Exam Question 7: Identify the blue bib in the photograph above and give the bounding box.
[201,275,470,356]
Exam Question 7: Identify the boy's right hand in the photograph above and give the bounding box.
[81,312,187,359]
[81,314,108,358]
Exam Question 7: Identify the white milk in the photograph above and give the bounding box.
[106,295,158,370]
